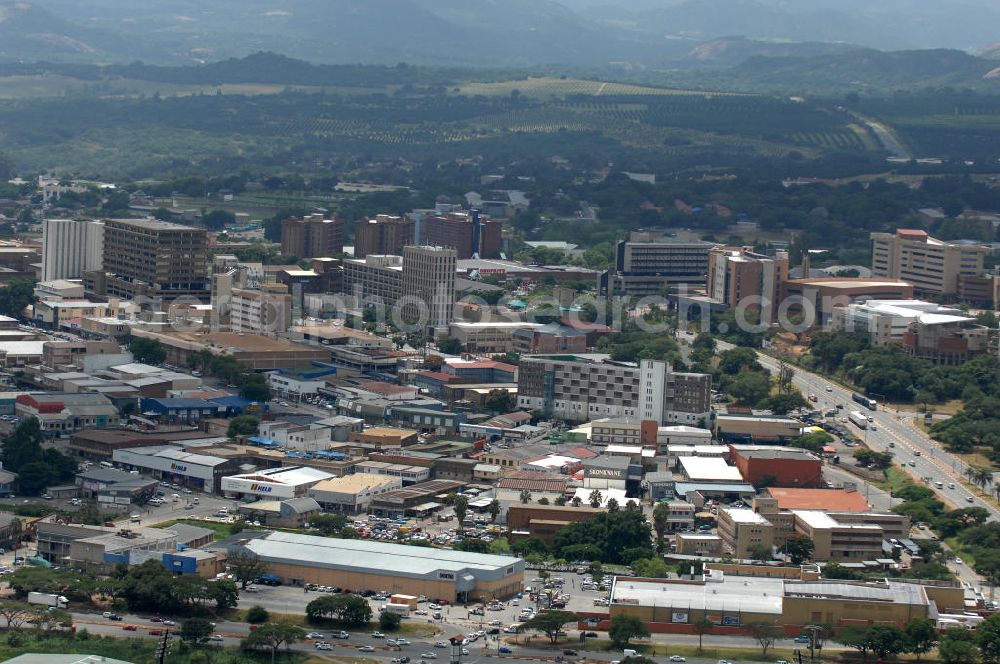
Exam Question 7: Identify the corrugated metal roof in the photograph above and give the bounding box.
[243,531,521,577]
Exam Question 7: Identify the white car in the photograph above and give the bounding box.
[208,635,224,642]
[421,653,438,659]
[670,657,686,663]
[307,633,326,639]
[359,646,375,653]
[316,643,334,651]
[434,642,448,648]
[396,639,410,646]
[462,649,470,656]
[428,603,442,609]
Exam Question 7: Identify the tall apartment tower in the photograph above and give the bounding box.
[422,211,502,259]
[98,218,209,302]
[354,214,415,258]
[707,246,789,324]
[402,246,456,332]
[870,229,988,297]
[281,213,345,259]
[41,218,105,282]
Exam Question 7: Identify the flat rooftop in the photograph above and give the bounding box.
[611,576,783,615]
[766,487,869,512]
[133,329,324,353]
[311,474,400,493]
[243,530,522,577]
[723,507,770,524]
[678,456,744,482]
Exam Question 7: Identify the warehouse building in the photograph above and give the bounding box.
[235,531,525,601]
[309,474,403,513]
[221,466,334,500]
[112,445,240,492]
[729,445,823,488]
[608,567,961,632]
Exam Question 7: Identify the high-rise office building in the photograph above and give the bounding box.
[707,246,789,324]
[602,231,714,296]
[402,246,456,332]
[41,218,104,282]
[354,215,415,258]
[870,229,988,297]
[281,213,345,258]
[421,211,501,259]
[97,218,209,302]
[230,284,293,336]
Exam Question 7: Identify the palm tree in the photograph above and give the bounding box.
[571,496,582,508]
[975,467,995,493]
[487,499,501,523]
[519,490,532,504]
[588,490,603,508]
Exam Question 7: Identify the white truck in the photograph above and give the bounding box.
[848,410,869,429]
[380,603,411,617]
[28,592,68,609]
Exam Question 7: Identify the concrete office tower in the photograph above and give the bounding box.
[870,229,988,297]
[41,218,104,281]
[281,213,345,259]
[421,211,502,259]
[707,246,789,324]
[230,284,293,335]
[354,214,415,258]
[402,246,456,332]
[603,231,714,297]
[99,218,209,302]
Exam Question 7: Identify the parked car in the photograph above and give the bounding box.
[500,647,514,654]
[669,657,686,662]
[123,625,138,631]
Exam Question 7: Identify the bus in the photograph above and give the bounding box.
[848,411,869,429]
[852,392,877,411]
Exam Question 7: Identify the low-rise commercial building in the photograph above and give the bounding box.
[235,530,524,601]
[221,466,334,500]
[355,460,431,485]
[830,299,971,346]
[237,497,322,528]
[782,277,914,325]
[16,392,120,437]
[507,504,603,543]
[309,474,403,513]
[729,445,823,488]
[675,532,722,556]
[717,507,774,558]
[113,445,241,492]
[715,414,802,444]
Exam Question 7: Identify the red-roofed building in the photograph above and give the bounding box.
[412,371,463,397]
[357,381,419,401]
[763,487,870,513]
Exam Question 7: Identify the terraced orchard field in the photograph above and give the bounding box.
[456,77,749,99]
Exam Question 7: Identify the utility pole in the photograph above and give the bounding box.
[155,629,171,664]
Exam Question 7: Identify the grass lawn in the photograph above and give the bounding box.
[153,518,238,539]
[872,466,912,494]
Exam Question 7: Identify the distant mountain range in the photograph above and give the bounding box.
[3,0,1000,68]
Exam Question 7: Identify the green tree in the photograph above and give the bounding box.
[310,513,348,536]
[454,539,490,553]
[210,578,240,609]
[227,415,260,437]
[940,628,979,664]
[0,602,32,631]
[552,509,653,564]
[652,502,670,546]
[904,618,938,661]
[0,278,35,317]
[239,374,271,402]
[746,622,782,657]
[522,610,580,643]
[726,371,771,406]
[437,337,462,354]
[867,624,906,659]
[203,209,236,230]
[129,337,167,365]
[246,605,270,624]
[979,612,1000,664]
[485,389,514,413]
[180,617,214,646]
[453,495,469,524]
[748,543,773,562]
[227,549,269,589]
[609,614,650,648]
[588,489,603,508]
[630,557,670,578]
[692,616,713,651]
[520,490,533,504]
[836,625,874,658]
[487,499,501,523]
[781,536,815,564]
[379,610,403,631]
[305,594,372,626]
[241,622,305,657]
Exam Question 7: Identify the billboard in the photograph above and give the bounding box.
[671,612,689,624]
